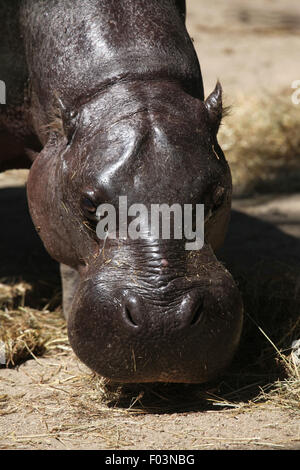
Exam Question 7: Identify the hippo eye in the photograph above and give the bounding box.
[203,185,226,221]
[81,197,97,218]
[212,186,226,210]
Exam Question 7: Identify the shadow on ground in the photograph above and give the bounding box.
[0,186,60,308]
[1,186,299,412]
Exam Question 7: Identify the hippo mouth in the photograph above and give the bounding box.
[67,241,243,383]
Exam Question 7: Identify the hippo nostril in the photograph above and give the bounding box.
[122,295,140,328]
[190,297,204,326]
[124,305,138,327]
[179,291,205,328]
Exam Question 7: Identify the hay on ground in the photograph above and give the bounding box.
[0,281,68,367]
[219,91,300,195]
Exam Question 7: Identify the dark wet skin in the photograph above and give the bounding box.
[2,0,243,383]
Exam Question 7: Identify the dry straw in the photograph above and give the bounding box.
[0,282,69,367]
[219,90,300,196]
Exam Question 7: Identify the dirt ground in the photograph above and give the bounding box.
[1,0,300,451]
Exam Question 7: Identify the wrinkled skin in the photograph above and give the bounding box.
[1,0,243,383]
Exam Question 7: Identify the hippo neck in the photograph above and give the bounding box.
[21,0,204,116]
[72,74,202,113]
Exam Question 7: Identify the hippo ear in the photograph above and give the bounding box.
[204,81,223,134]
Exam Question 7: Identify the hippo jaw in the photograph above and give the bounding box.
[67,239,243,384]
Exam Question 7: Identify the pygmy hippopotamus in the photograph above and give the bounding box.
[0,0,243,383]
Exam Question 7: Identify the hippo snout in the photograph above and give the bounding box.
[67,244,243,383]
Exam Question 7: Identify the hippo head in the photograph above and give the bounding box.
[27,81,243,383]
